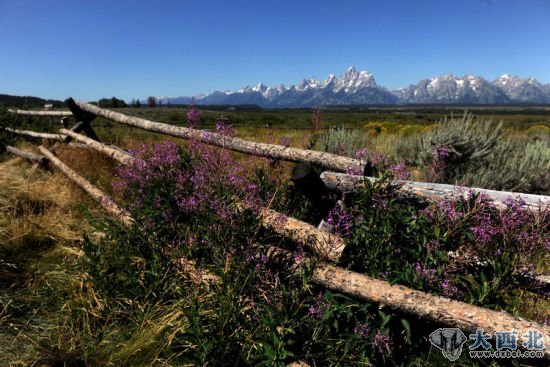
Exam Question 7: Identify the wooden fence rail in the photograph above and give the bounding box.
[2,126,67,141]
[5,145,47,165]
[74,100,364,173]
[59,128,133,165]
[8,108,73,117]
[320,171,550,210]
[37,146,133,226]
[266,246,550,359]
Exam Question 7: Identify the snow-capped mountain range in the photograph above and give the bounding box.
[159,67,550,107]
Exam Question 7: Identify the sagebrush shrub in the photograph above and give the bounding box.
[415,113,550,193]
[314,126,366,157]
[416,113,503,183]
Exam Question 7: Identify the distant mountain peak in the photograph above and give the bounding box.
[162,67,550,107]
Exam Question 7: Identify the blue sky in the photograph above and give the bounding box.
[0,0,549,101]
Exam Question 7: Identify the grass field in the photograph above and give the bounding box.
[1,105,549,366]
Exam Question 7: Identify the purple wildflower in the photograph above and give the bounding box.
[414,263,437,282]
[441,279,459,298]
[275,213,288,224]
[186,98,201,128]
[308,292,330,319]
[389,162,410,180]
[279,136,290,147]
[354,323,370,338]
[430,145,450,181]
[325,206,354,238]
[373,332,392,355]
[215,117,233,136]
[354,147,369,160]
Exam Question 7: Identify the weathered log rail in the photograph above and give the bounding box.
[5,145,47,165]
[2,126,67,141]
[59,128,133,165]
[8,108,72,117]
[74,101,364,173]
[320,172,550,210]
[70,102,550,210]
[3,98,550,359]
[266,246,550,358]
[37,146,133,226]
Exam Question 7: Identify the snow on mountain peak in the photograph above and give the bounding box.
[165,68,550,107]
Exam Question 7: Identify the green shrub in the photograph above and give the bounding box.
[464,138,550,193]
[313,126,366,157]
[415,113,550,193]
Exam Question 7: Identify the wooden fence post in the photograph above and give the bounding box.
[65,98,100,141]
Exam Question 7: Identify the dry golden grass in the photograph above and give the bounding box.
[0,154,93,365]
[0,156,86,245]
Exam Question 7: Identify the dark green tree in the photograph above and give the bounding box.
[147,96,157,108]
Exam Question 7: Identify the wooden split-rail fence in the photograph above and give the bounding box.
[3,99,550,358]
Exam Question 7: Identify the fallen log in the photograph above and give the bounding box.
[5,145,47,165]
[38,146,133,226]
[59,129,133,165]
[8,109,72,117]
[320,172,550,210]
[2,127,67,141]
[74,100,363,172]
[265,246,550,359]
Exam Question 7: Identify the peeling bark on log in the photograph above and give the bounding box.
[37,146,133,226]
[259,208,344,261]
[67,142,93,150]
[8,109,72,117]
[5,145,47,165]
[74,100,363,172]
[59,129,133,165]
[264,246,550,359]
[2,127,66,141]
[320,172,550,210]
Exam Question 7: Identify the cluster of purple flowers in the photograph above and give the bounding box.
[325,206,354,238]
[373,332,392,355]
[414,263,437,283]
[308,292,330,319]
[388,162,411,180]
[353,322,370,338]
[412,187,549,297]
[186,99,201,128]
[113,140,262,249]
[440,279,459,298]
[215,117,233,136]
[351,147,410,179]
[429,145,451,180]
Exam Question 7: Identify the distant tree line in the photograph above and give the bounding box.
[97,97,127,108]
[0,94,64,108]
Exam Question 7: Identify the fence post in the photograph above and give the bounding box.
[65,98,100,141]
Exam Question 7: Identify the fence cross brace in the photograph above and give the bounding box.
[65,98,100,142]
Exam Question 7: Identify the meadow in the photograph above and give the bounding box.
[0,104,549,366]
